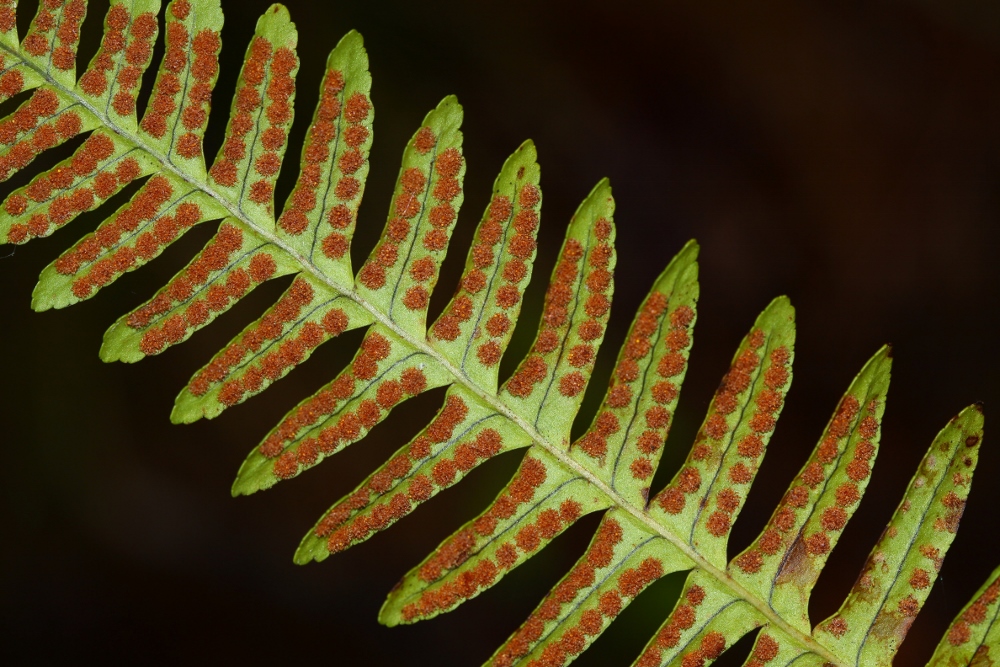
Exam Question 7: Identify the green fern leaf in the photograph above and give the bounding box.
[0,2,992,666]
[929,563,1000,666]
[814,404,982,663]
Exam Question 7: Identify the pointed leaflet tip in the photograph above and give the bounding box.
[30,278,55,313]
[169,402,190,425]
[329,29,366,69]
[515,138,537,162]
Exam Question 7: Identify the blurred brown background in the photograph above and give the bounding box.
[3,0,1000,664]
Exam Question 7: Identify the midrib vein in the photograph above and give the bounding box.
[9,46,845,667]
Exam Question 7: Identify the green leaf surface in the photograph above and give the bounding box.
[356,95,463,338]
[730,346,892,634]
[380,449,610,625]
[499,179,616,448]
[928,563,1000,667]
[429,139,540,393]
[275,30,371,288]
[815,404,983,664]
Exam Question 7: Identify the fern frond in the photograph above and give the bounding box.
[929,563,999,665]
[0,2,990,666]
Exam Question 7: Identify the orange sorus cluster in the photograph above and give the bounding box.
[280,70,364,237]
[520,559,666,667]
[654,331,778,519]
[946,573,999,647]
[357,131,460,293]
[577,309,688,468]
[0,91,80,184]
[506,221,610,400]
[319,426,507,544]
[23,0,85,70]
[493,519,662,667]
[636,584,728,667]
[86,6,156,115]
[132,227,276,355]
[288,386,458,553]
[260,356,425,467]
[311,87,371,257]
[56,169,174,289]
[0,60,23,101]
[5,132,122,244]
[396,457,557,623]
[614,299,694,483]
[434,184,537,360]
[744,634,781,667]
[189,277,323,396]
[139,4,219,158]
[0,0,15,33]
[421,454,547,581]
[210,36,296,208]
[824,488,970,639]
[310,384,469,544]
[264,335,422,479]
[735,394,873,574]
[214,285,337,406]
[697,338,790,537]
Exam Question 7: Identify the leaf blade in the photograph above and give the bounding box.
[815,404,984,664]
[730,346,893,634]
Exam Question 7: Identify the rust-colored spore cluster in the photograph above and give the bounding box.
[697,338,790,537]
[935,488,967,534]
[61,170,193,296]
[735,393,871,574]
[280,68,367,242]
[0,87,79,187]
[24,0,86,71]
[0,0,16,34]
[79,3,159,119]
[397,456,555,623]
[138,3,220,159]
[259,332,411,477]
[0,103,111,243]
[639,574,716,667]
[316,421,510,556]
[617,298,696,484]
[360,131,460,298]
[947,574,999,646]
[188,280,348,407]
[491,518,657,667]
[5,133,123,245]
[435,182,537,362]
[210,36,297,208]
[130,223,275,355]
[742,633,780,667]
[507,218,611,402]
[261,360,425,474]
[593,296,686,465]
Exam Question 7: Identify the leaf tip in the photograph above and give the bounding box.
[29,288,54,312]
[953,402,985,436]
[680,237,700,258]
[764,294,795,321]
[516,138,537,159]
[169,398,202,425]
[341,28,364,45]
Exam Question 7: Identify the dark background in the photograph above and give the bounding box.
[2,0,1000,664]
